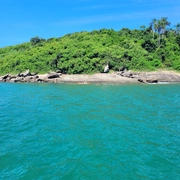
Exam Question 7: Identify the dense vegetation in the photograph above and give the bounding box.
[0,17,180,75]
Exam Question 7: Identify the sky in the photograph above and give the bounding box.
[0,0,180,47]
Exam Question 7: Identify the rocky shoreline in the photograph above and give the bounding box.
[116,69,180,83]
[0,69,180,84]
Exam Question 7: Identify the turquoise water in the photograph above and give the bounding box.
[0,83,180,180]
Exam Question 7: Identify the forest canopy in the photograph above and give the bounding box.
[0,17,180,75]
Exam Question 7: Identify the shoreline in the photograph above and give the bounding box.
[0,70,180,84]
[55,73,139,84]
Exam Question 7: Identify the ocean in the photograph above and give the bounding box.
[0,82,180,179]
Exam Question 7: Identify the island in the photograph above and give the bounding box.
[0,17,180,84]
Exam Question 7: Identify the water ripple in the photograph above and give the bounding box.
[0,83,180,179]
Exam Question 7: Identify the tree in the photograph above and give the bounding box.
[156,20,162,46]
[176,35,180,46]
[154,17,170,46]
[50,54,62,70]
[142,40,157,53]
[175,23,180,35]
[149,18,157,38]
[160,17,171,39]
[150,17,171,45]
[30,36,46,46]
[140,25,146,31]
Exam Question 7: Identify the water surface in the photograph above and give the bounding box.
[0,83,180,179]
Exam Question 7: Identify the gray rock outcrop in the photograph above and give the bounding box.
[47,72,60,79]
[116,70,180,83]
[0,69,180,84]
[0,70,62,83]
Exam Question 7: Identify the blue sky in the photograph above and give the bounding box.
[1,0,180,47]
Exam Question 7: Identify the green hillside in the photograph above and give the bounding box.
[0,18,180,75]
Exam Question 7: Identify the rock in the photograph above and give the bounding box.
[37,74,48,81]
[24,76,35,82]
[34,75,39,79]
[16,73,21,77]
[131,74,139,78]
[30,72,38,76]
[2,74,9,80]
[6,77,11,81]
[0,78,6,82]
[14,77,24,82]
[137,77,158,83]
[116,71,123,76]
[131,72,140,78]
[116,69,134,78]
[9,75,17,80]
[20,69,31,77]
[4,74,16,81]
[119,66,127,72]
[138,78,147,83]
[9,78,16,83]
[49,78,60,83]
[122,71,133,78]
[36,78,44,82]
[47,72,60,79]
[104,64,109,73]
[146,78,158,83]
[56,70,61,73]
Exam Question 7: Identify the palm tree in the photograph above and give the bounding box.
[175,23,180,35]
[156,20,162,46]
[160,17,171,39]
[153,17,171,45]
[149,18,157,38]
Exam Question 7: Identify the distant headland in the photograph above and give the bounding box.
[0,17,180,79]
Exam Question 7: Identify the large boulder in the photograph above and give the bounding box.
[138,78,147,83]
[9,75,17,79]
[24,76,35,82]
[122,70,133,78]
[36,78,44,82]
[146,78,158,83]
[138,77,158,83]
[14,77,24,82]
[47,72,60,79]
[9,78,17,83]
[5,74,17,82]
[2,74,9,80]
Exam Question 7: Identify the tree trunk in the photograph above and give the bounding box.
[162,33,164,39]
[158,34,161,46]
